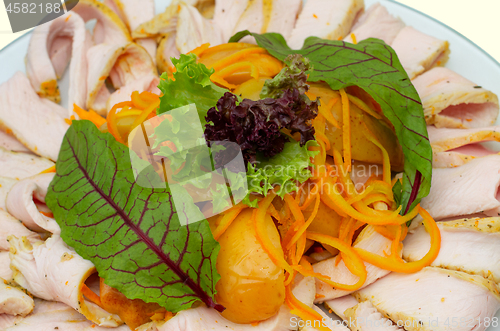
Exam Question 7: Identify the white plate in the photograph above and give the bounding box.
[1,0,499,329]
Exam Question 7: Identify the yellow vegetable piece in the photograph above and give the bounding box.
[215,209,285,324]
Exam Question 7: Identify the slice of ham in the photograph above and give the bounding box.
[354,267,500,331]
[404,217,500,283]
[287,0,364,49]
[26,12,90,109]
[86,42,157,114]
[157,275,315,331]
[313,226,393,302]
[420,154,500,220]
[0,280,34,317]
[413,67,499,128]
[3,299,131,331]
[391,26,449,80]
[0,210,41,250]
[104,0,157,61]
[6,173,59,234]
[8,235,123,327]
[71,0,131,45]
[344,300,404,331]
[0,177,18,210]
[0,72,69,161]
[106,73,160,113]
[0,252,13,281]
[176,3,224,54]
[344,3,405,44]
[0,131,30,154]
[0,148,54,180]
[324,295,359,320]
[427,125,500,167]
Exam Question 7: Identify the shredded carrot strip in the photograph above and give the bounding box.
[81,284,103,308]
[305,232,367,291]
[216,61,259,80]
[347,94,382,119]
[115,110,143,118]
[210,47,267,71]
[319,97,340,129]
[362,193,391,207]
[267,203,280,222]
[212,205,246,240]
[210,74,238,89]
[198,42,255,58]
[187,42,210,57]
[355,206,440,273]
[346,186,374,204]
[285,286,331,331]
[107,103,127,144]
[340,88,351,172]
[130,99,160,131]
[284,194,305,224]
[40,211,54,218]
[361,123,391,185]
[131,91,150,109]
[374,224,408,241]
[73,104,106,128]
[287,193,320,250]
[40,165,56,174]
[253,193,293,274]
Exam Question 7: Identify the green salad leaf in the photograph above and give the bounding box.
[230,31,432,214]
[157,54,227,126]
[46,120,224,313]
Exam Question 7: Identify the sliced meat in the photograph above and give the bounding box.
[344,300,404,331]
[0,131,30,153]
[0,252,13,281]
[229,0,302,41]
[104,0,157,61]
[4,299,131,331]
[0,72,69,161]
[132,3,179,39]
[71,0,131,45]
[344,3,405,44]
[157,33,180,75]
[420,155,500,220]
[8,235,123,327]
[6,173,59,234]
[86,42,157,114]
[428,125,500,167]
[0,279,34,317]
[391,26,449,80]
[413,67,499,128]
[0,210,41,250]
[26,12,90,109]
[213,0,250,42]
[106,73,160,113]
[301,305,350,331]
[159,275,315,331]
[176,3,224,54]
[0,313,19,330]
[354,267,500,331]
[324,295,359,320]
[404,217,500,282]
[0,148,54,180]
[313,226,393,302]
[0,177,18,210]
[287,0,364,49]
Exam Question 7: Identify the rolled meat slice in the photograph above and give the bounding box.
[3,299,131,331]
[0,72,69,161]
[0,131,30,154]
[413,67,499,128]
[0,252,13,281]
[391,26,449,80]
[287,0,364,49]
[404,217,500,283]
[313,226,393,302]
[0,279,34,317]
[354,267,500,331]
[26,12,90,109]
[71,0,131,45]
[344,3,405,44]
[427,125,500,168]
[324,295,359,321]
[0,210,41,250]
[8,235,123,327]
[85,42,157,114]
[419,154,500,220]
[0,177,18,210]
[344,300,404,331]
[6,173,60,234]
[0,148,54,180]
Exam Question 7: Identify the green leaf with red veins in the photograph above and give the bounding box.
[45,120,223,313]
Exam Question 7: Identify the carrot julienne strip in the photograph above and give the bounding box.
[81,284,103,308]
[212,205,246,240]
